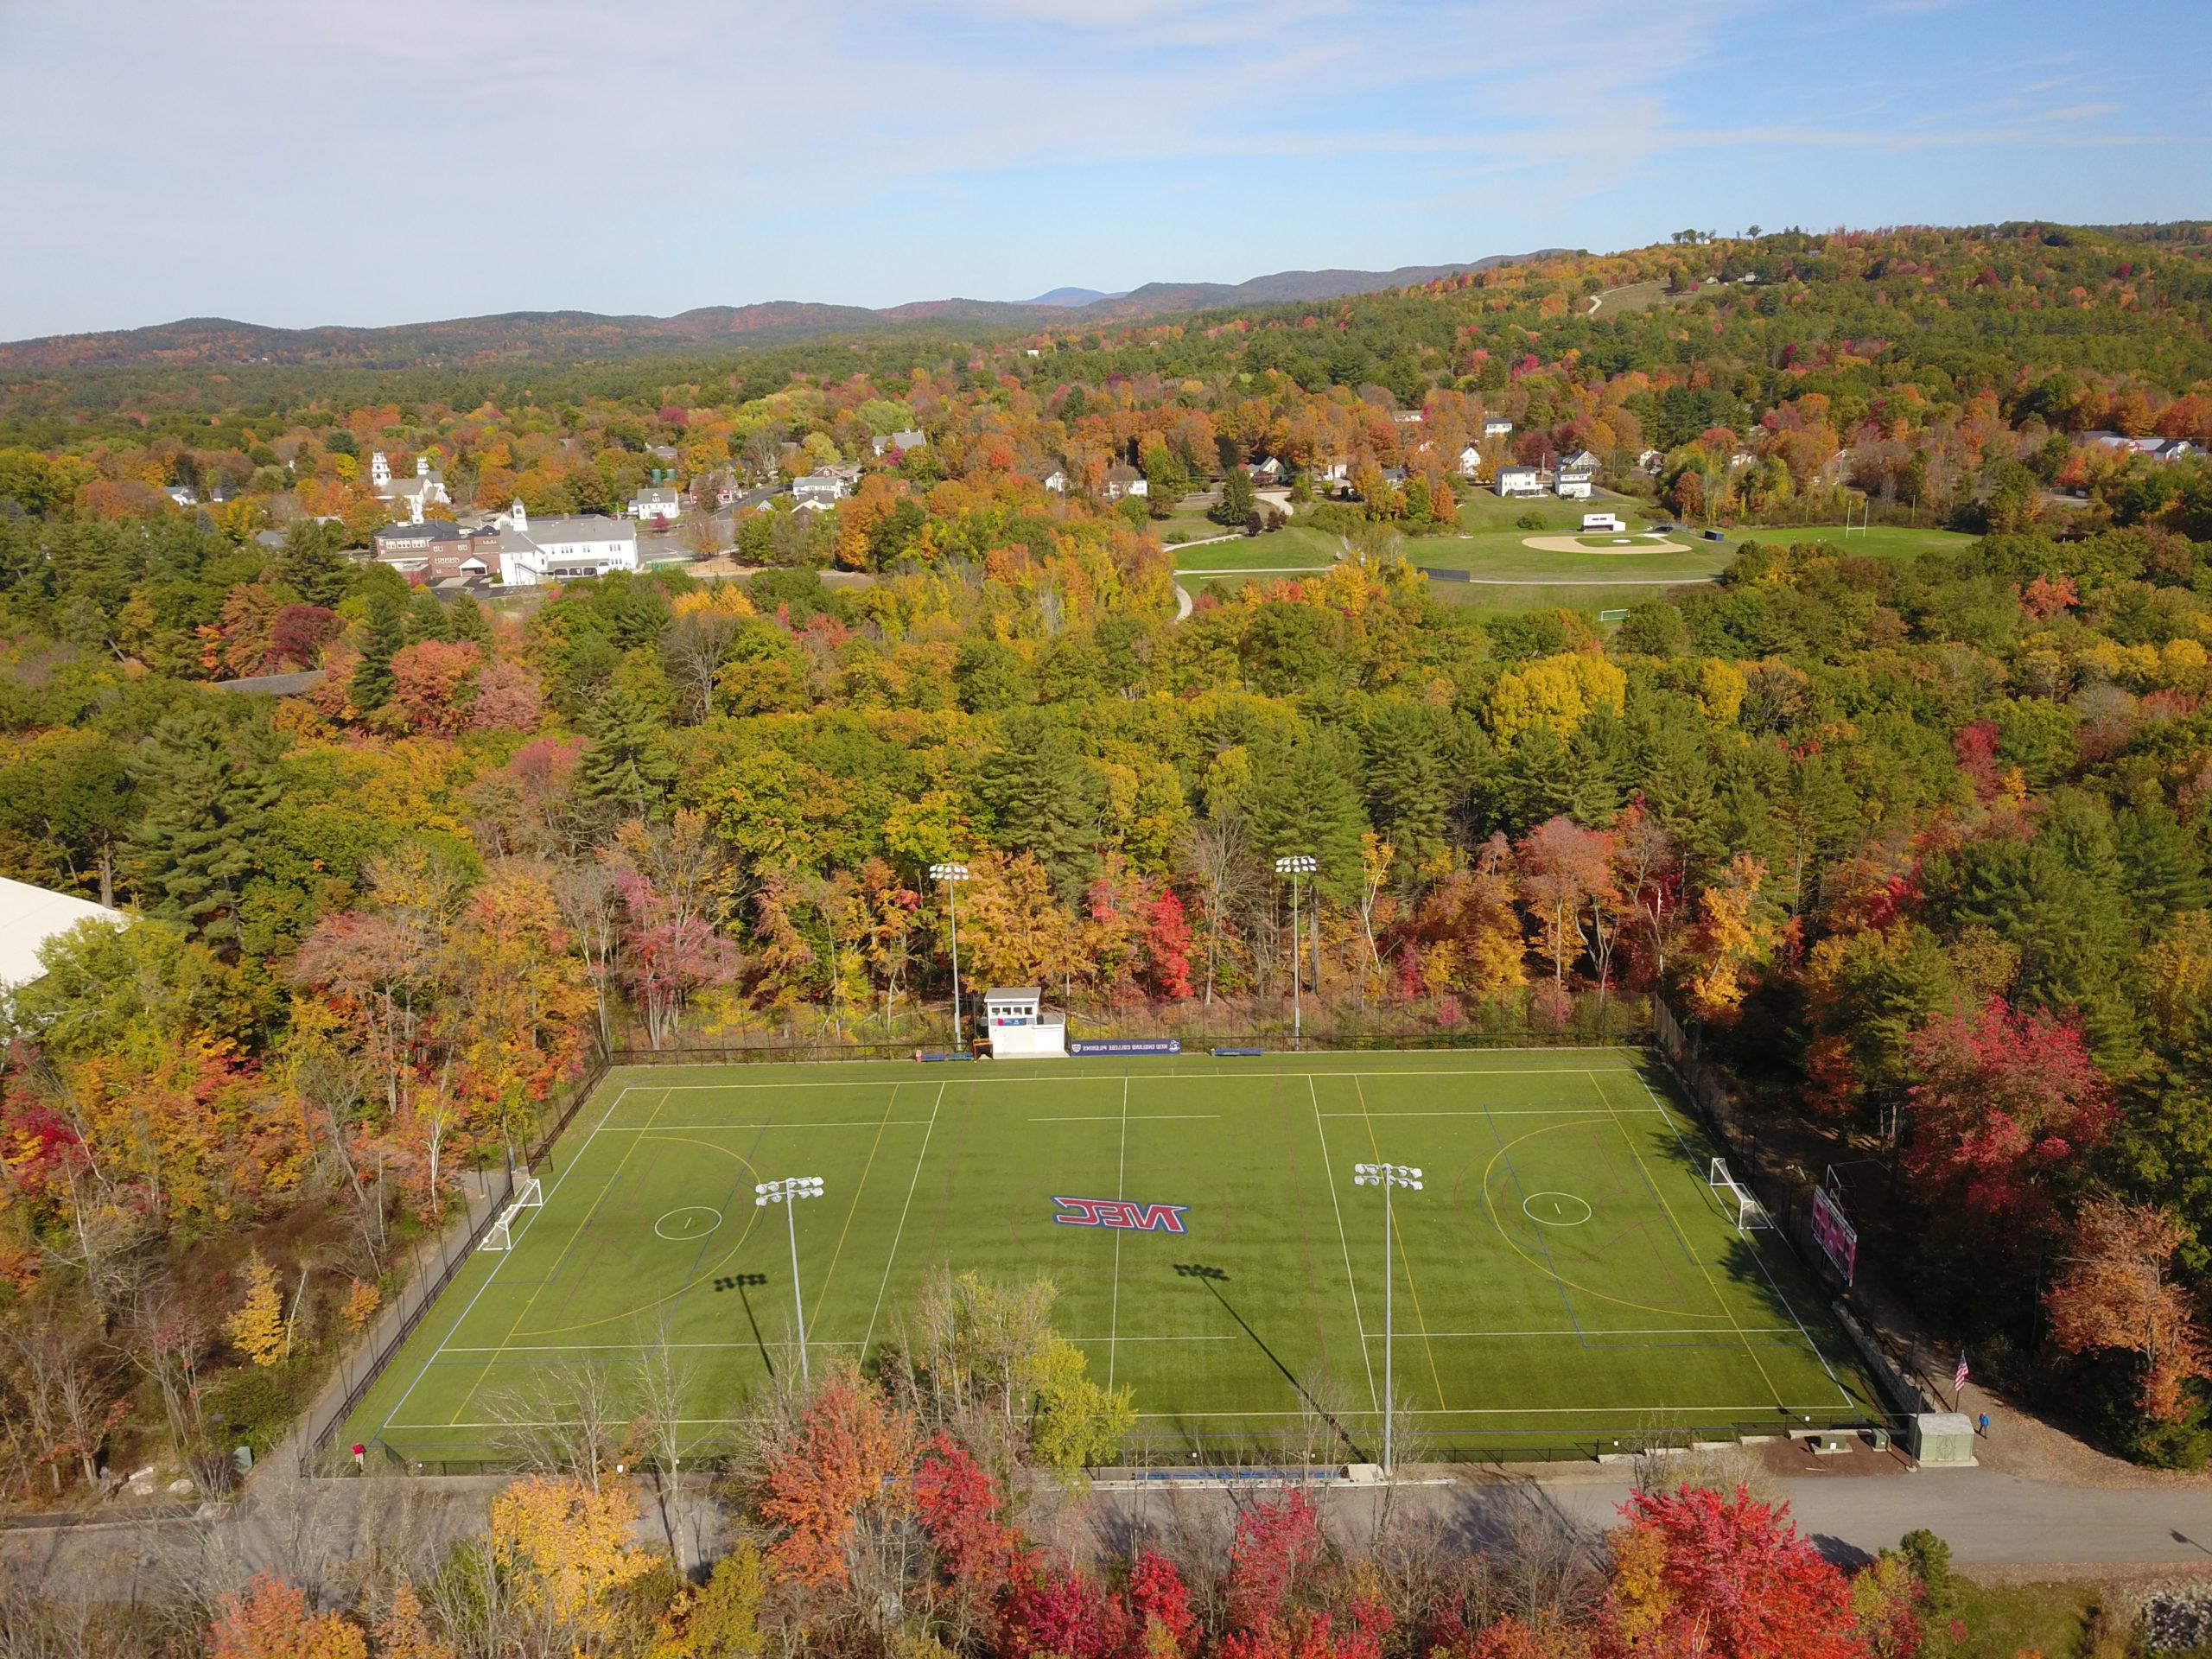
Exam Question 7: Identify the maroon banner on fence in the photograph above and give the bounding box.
[1811,1185,1858,1286]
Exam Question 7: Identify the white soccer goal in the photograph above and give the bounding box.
[1707,1159,1772,1236]
[480,1177,544,1254]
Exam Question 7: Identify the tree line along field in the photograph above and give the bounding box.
[344,1050,1879,1468]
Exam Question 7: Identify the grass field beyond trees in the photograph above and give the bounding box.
[346,1050,1881,1467]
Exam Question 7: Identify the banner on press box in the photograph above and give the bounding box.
[1068,1038,1181,1056]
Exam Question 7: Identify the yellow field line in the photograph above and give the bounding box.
[1587,1070,1782,1408]
[1352,1076,1448,1412]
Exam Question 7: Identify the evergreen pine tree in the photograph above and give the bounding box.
[979,713,1103,899]
[1248,733,1370,904]
[576,687,677,817]
[276,520,352,608]
[124,706,280,949]
[446,591,493,645]
[1360,701,1448,872]
[1213,467,1258,527]
[349,588,405,712]
[405,589,450,643]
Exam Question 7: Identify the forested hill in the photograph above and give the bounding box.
[0,253,1552,372]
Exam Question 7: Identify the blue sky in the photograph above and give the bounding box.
[2,0,2207,340]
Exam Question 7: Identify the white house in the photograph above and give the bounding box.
[0,874,125,995]
[1103,463,1147,501]
[1039,467,1071,493]
[495,499,640,586]
[369,451,451,517]
[791,472,853,509]
[1391,410,1424,425]
[871,429,926,457]
[1456,444,1484,476]
[1482,417,1514,439]
[165,485,200,507]
[1637,448,1665,471]
[981,987,1066,1058]
[1554,470,1594,500]
[630,486,683,523]
[1495,465,1543,498]
[1313,457,1351,484]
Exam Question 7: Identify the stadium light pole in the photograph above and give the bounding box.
[1352,1160,1422,1474]
[930,862,969,1052]
[1275,855,1317,1046]
[754,1177,825,1383]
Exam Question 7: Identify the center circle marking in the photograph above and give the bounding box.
[654,1205,724,1241]
[1522,1192,1592,1227]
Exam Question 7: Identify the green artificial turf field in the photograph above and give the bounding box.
[345,1050,1885,1467]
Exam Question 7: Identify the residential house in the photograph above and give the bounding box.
[494,499,639,586]
[1244,457,1284,484]
[630,486,683,524]
[871,429,927,457]
[368,451,451,518]
[648,444,680,465]
[1391,410,1424,425]
[791,471,853,509]
[1039,466,1071,493]
[1482,417,1514,439]
[374,518,500,582]
[165,485,200,507]
[1637,448,1665,472]
[1102,463,1148,502]
[1554,462,1595,500]
[1495,465,1543,498]
[1456,445,1484,476]
[1313,457,1351,485]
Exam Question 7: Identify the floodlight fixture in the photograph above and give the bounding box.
[754,1176,825,1381]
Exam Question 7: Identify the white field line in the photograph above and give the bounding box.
[1109,1074,1129,1389]
[860,1081,945,1358]
[623,1064,1647,1094]
[373,1084,637,1438]
[392,1398,1853,1431]
[436,1325,1802,1355]
[1310,1076,1377,1412]
[1629,1070,1856,1409]
[1033,1113,1219,1122]
[596,1119,935,1131]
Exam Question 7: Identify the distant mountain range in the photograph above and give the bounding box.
[0,253,1565,372]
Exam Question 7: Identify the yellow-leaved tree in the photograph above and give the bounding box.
[226,1253,285,1368]
[1486,652,1627,747]
[488,1475,658,1636]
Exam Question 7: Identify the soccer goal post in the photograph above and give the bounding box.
[1707,1158,1772,1235]
[480,1176,545,1254]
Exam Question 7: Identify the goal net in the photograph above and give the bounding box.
[1707,1159,1771,1236]
[480,1176,544,1254]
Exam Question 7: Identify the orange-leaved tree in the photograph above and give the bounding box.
[758,1366,920,1586]
[2046,1199,2209,1422]
[208,1574,367,1659]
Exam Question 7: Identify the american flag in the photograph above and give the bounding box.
[1953,1354,1970,1395]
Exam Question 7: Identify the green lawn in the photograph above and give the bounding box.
[344,1050,1880,1469]
[1950,1580,2099,1659]
[1173,526,1340,573]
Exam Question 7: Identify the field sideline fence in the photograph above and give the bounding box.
[297,1038,612,1475]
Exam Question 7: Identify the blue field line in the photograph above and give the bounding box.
[1479,1099,1590,1345]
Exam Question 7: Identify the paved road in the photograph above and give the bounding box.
[1096,1465,2212,1572]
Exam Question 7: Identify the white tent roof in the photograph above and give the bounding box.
[0,875,125,991]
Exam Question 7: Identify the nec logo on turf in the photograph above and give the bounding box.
[1052,1197,1190,1233]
